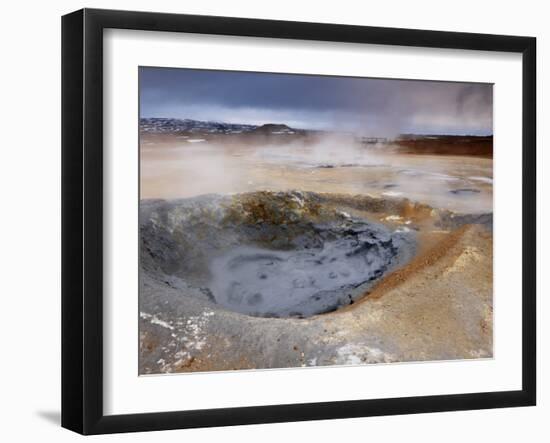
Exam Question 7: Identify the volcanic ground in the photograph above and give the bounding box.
[139,190,493,373]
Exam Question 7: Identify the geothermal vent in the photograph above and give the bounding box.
[140,191,415,318]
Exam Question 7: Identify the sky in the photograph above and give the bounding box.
[139,67,493,136]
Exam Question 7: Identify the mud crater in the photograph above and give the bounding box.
[140,191,416,318]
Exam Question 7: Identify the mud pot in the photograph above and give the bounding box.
[139,191,493,374]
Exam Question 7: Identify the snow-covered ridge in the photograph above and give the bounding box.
[140,117,258,135]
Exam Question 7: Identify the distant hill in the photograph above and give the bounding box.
[140,118,306,136]
[139,118,318,145]
[140,118,257,135]
[140,118,492,157]
[251,123,297,135]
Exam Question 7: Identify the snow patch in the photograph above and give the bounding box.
[140,311,174,330]
[335,344,394,365]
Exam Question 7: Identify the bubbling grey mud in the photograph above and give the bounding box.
[209,222,407,317]
[140,191,416,318]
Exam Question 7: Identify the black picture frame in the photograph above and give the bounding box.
[61,8,537,435]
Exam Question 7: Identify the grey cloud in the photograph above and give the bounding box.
[140,67,493,136]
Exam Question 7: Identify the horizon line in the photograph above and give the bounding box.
[139,116,494,137]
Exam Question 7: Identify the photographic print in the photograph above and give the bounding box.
[138,67,493,375]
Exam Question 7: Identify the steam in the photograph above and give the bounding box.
[141,135,492,214]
